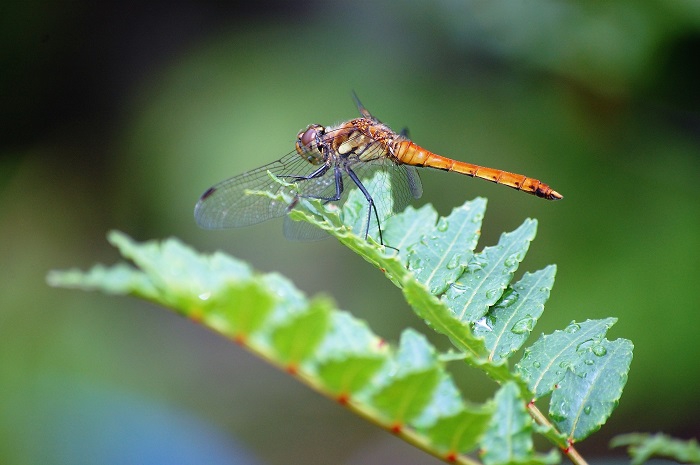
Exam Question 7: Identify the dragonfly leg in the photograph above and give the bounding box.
[345,166,388,246]
[282,163,344,229]
[279,163,329,183]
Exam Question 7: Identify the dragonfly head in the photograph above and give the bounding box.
[295,124,326,165]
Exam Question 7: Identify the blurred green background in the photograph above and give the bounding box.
[2,1,699,464]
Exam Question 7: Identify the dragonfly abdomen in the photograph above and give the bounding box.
[395,141,562,200]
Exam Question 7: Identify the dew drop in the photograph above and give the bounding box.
[511,317,534,334]
[407,256,423,272]
[485,288,500,299]
[564,322,581,333]
[437,218,449,232]
[198,291,212,301]
[576,339,593,352]
[429,283,444,294]
[466,260,485,273]
[584,405,592,415]
[504,253,521,269]
[592,344,607,356]
[446,254,461,270]
[533,361,541,368]
[551,402,568,421]
[584,359,594,365]
[450,282,466,294]
[471,212,484,223]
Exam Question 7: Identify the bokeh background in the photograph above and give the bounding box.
[2,1,699,464]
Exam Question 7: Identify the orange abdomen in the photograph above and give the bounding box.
[394,141,562,200]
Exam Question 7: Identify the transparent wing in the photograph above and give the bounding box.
[194,150,334,229]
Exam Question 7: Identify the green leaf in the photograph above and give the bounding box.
[204,281,276,337]
[402,278,486,358]
[270,297,332,368]
[476,266,557,363]
[46,263,158,300]
[481,383,561,465]
[549,338,634,441]
[370,330,442,425]
[480,382,534,465]
[371,369,442,426]
[405,199,485,295]
[261,272,316,324]
[424,403,494,455]
[315,355,387,397]
[382,204,439,262]
[444,219,537,323]
[314,312,388,396]
[611,433,700,465]
[515,318,619,399]
[108,231,252,307]
[411,372,467,429]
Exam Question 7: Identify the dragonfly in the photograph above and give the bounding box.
[194,94,562,244]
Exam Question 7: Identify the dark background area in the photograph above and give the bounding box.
[2,1,699,464]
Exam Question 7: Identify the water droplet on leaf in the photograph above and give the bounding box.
[485,288,500,299]
[511,317,534,334]
[450,282,466,294]
[437,218,449,231]
[504,253,521,269]
[429,283,444,294]
[584,405,592,415]
[564,322,581,333]
[407,256,423,273]
[466,260,485,273]
[446,254,461,270]
[592,344,607,356]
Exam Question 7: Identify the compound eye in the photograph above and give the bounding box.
[299,126,319,148]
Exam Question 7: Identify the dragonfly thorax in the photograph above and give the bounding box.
[295,124,326,165]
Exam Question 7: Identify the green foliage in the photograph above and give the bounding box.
[47,179,634,465]
[611,433,700,465]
